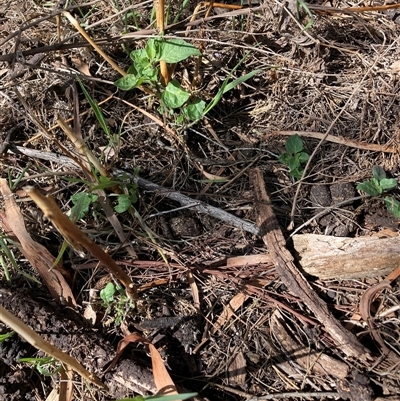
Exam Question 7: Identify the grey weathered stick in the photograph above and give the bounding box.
[6,146,260,236]
[131,175,260,235]
[251,167,370,360]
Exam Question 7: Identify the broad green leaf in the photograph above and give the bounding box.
[100,282,116,305]
[156,39,201,63]
[131,49,157,82]
[128,187,138,204]
[356,181,380,196]
[183,99,206,121]
[162,80,190,109]
[114,194,132,213]
[278,153,292,165]
[285,134,304,154]
[115,74,141,91]
[297,151,309,163]
[145,38,158,61]
[70,192,98,222]
[372,165,387,181]
[379,178,397,191]
[288,156,301,170]
[385,196,400,218]
[290,168,303,180]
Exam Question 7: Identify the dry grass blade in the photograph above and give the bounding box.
[0,179,76,307]
[25,187,138,300]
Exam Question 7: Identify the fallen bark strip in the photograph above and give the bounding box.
[292,233,400,280]
[251,168,370,360]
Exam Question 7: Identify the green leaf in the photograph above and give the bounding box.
[90,176,120,191]
[285,134,304,154]
[203,67,262,116]
[100,282,116,305]
[77,77,111,137]
[155,39,201,63]
[115,74,142,91]
[288,156,300,170]
[278,153,292,165]
[290,168,303,180]
[356,181,380,196]
[222,69,261,94]
[70,192,98,222]
[131,49,158,82]
[0,331,14,342]
[385,196,400,218]
[162,80,190,109]
[128,187,138,204]
[114,194,132,213]
[372,165,386,181]
[36,359,61,376]
[183,99,206,121]
[379,178,397,191]
[297,151,309,163]
[145,38,157,61]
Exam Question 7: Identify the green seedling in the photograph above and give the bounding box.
[357,166,400,218]
[115,38,262,123]
[19,356,62,376]
[115,392,198,401]
[296,0,315,30]
[115,38,201,120]
[0,331,15,342]
[278,134,310,180]
[356,166,397,196]
[100,282,135,325]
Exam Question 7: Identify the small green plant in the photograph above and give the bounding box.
[356,166,397,196]
[278,134,309,180]
[357,166,400,218]
[19,356,61,376]
[115,393,198,401]
[115,38,202,121]
[0,331,15,342]
[296,0,315,30]
[115,38,262,123]
[100,282,135,325]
